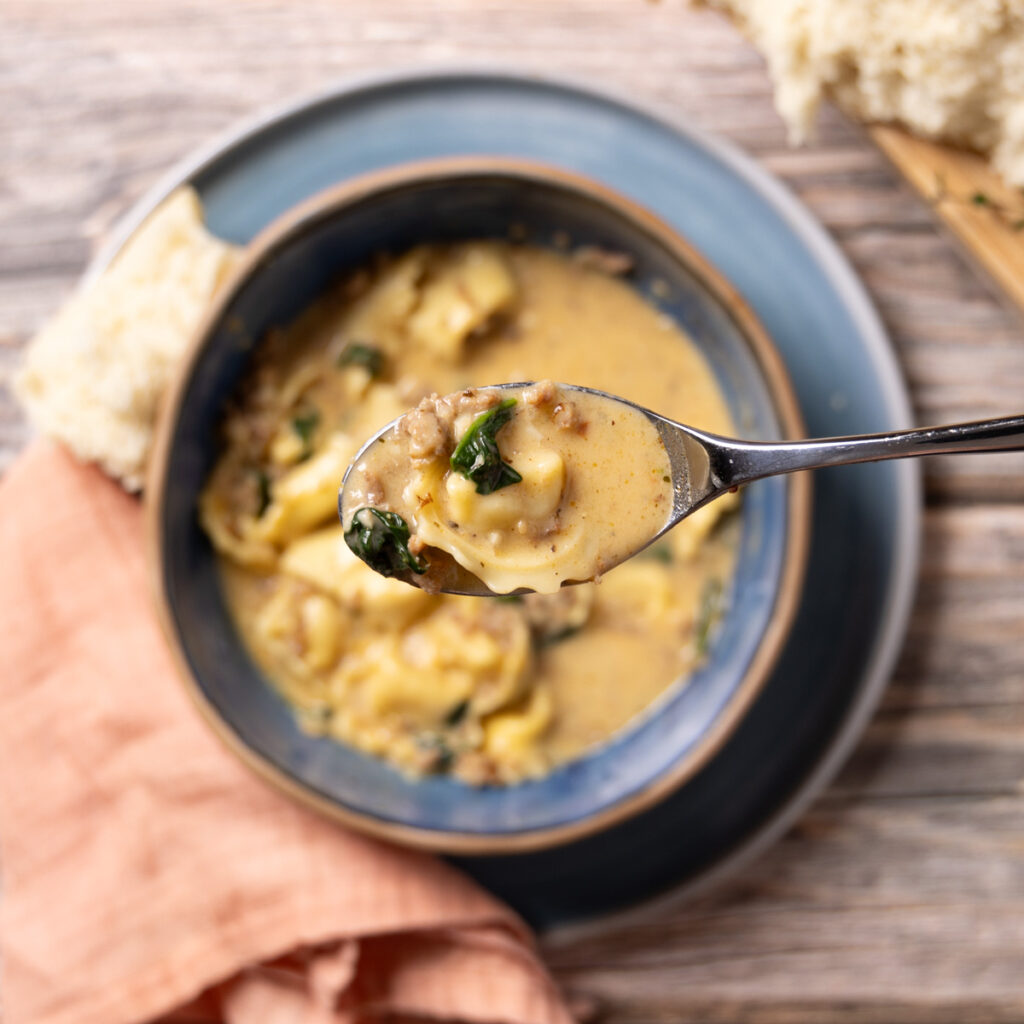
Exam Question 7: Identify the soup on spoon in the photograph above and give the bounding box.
[340,380,675,594]
[343,376,1024,598]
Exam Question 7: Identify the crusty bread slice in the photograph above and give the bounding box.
[15,187,241,491]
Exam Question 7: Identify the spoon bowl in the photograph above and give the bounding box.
[339,382,680,596]
[341,382,1024,597]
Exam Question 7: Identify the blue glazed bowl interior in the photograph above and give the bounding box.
[156,168,795,840]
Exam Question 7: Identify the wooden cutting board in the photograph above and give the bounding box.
[871,125,1024,317]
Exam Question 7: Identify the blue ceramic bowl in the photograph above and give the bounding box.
[148,159,810,853]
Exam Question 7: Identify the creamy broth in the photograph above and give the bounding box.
[200,241,739,784]
[344,382,674,594]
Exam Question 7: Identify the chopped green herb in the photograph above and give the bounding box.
[450,398,523,494]
[534,624,582,649]
[344,507,428,578]
[417,733,454,773]
[971,191,991,206]
[444,699,470,727]
[495,593,524,604]
[695,579,724,656]
[254,469,272,517]
[1013,219,1024,232]
[305,704,333,726]
[337,342,384,377]
[290,409,320,460]
[642,543,673,565]
[434,745,454,772]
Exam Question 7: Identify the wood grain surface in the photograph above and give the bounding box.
[872,126,1024,321]
[2,2,1023,1022]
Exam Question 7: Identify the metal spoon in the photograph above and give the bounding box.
[340,383,1024,596]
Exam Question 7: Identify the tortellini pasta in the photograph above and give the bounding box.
[280,525,432,624]
[406,244,518,361]
[255,433,358,546]
[483,686,554,778]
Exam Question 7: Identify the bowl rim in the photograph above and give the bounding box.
[146,155,812,854]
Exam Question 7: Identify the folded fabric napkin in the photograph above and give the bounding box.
[0,442,574,1024]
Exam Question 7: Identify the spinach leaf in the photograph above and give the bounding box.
[290,409,320,460]
[641,542,673,565]
[444,698,470,727]
[300,704,333,730]
[344,507,427,577]
[495,593,524,604]
[433,742,454,773]
[417,733,454,773]
[254,469,272,517]
[450,398,523,494]
[337,342,384,377]
[533,624,582,649]
[695,578,724,656]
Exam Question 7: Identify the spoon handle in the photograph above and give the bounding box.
[706,413,1024,488]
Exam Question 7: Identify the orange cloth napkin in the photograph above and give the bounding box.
[0,442,574,1024]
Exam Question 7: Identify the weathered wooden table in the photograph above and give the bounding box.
[2,3,1022,1021]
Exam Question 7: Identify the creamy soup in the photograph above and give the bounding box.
[199,241,739,784]
[343,381,674,594]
